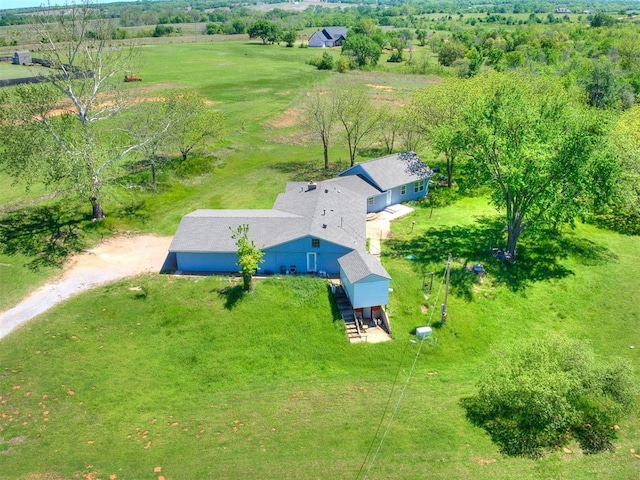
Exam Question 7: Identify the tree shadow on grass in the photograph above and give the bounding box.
[0,204,85,270]
[386,217,617,296]
[217,285,245,310]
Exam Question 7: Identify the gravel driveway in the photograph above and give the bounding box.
[0,235,172,340]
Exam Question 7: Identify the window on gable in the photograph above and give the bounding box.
[401,185,406,195]
[414,180,425,193]
[367,197,374,206]
[311,238,320,248]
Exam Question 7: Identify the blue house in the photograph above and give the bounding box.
[339,151,432,213]
[169,152,433,318]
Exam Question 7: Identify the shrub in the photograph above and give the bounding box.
[153,25,176,37]
[335,55,350,73]
[461,334,636,458]
[317,51,334,70]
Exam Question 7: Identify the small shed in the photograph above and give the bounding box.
[338,250,391,319]
[13,51,31,65]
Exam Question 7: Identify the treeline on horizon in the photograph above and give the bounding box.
[1,0,640,27]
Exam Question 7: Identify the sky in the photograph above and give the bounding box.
[0,0,143,11]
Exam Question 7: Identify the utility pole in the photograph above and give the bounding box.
[441,254,451,326]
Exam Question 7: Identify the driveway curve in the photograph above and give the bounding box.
[0,234,172,340]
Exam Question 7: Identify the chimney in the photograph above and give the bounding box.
[307,181,317,191]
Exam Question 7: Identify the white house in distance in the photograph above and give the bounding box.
[308,27,347,47]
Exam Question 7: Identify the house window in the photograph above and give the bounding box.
[401,185,406,195]
[367,197,374,206]
[414,180,425,193]
[311,238,320,248]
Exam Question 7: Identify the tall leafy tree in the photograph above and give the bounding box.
[0,0,143,221]
[377,107,401,154]
[462,74,618,259]
[438,40,467,66]
[124,100,173,188]
[462,334,635,458]
[231,224,264,291]
[584,61,621,109]
[607,105,640,233]
[410,78,476,187]
[302,89,336,170]
[282,30,297,48]
[341,34,381,68]
[334,86,381,166]
[165,90,225,162]
[247,20,281,45]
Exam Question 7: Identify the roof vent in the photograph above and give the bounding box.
[307,181,317,191]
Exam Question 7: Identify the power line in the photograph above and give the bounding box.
[355,339,413,480]
[357,259,449,480]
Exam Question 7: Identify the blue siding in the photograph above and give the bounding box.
[176,252,237,272]
[339,272,389,308]
[367,194,388,213]
[352,276,389,308]
[366,182,428,213]
[177,237,352,274]
[340,271,355,304]
[265,236,352,275]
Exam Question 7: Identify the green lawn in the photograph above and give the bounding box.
[0,39,638,479]
[0,62,45,80]
[0,196,638,479]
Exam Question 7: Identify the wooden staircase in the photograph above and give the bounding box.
[333,285,363,342]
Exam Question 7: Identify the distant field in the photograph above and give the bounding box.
[247,0,342,12]
[0,61,44,80]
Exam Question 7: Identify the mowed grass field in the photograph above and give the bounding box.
[0,40,639,478]
[0,62,45,80]
[0,196,639,479]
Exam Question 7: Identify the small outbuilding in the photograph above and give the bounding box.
[338,249,391,319]
[13,50,31,65]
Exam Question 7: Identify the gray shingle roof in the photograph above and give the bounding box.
[169,210,305,253]
[338,250,391,283]
[170,175,379,254]
[273,177,370,250]
[323,27,347,40]
[170,155,427,256]
[339,152,433,192]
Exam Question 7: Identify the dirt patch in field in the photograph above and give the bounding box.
[366,83,394,91]
[264,107,302,129]
[264,107,309,145]
[38,82,188,119]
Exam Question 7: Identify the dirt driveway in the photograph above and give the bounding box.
[0,235,172,340]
